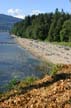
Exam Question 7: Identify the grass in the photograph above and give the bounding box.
[52,42,71,47]
[0,62,64,100]
[3,79,20,91]
[22,76,38,85]
[50,64,63,76]
[36,61,54,75]
[4,63,63,92]
[0,76,38,101]
[0,63,65,101]
[36,61,63,76]
[0,60,64,95]
[0,76,38,93]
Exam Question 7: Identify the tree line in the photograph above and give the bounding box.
[12,9,71,42]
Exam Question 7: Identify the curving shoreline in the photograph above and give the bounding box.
[12,35,71,64]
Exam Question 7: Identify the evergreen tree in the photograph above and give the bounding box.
[12,9,71,42]
[60,20,71,42]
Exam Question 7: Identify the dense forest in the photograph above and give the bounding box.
[12,9,71,42]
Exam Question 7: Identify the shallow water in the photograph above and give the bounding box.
[0,32,44,91]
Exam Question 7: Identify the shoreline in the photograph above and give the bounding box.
[12,35,71,64]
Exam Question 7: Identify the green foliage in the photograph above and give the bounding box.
[0,76,37,93]
[50,64,63,76]
[48,8,60,41]
[12,9,71,42]
[36,61,54,75]
[52,42,71,47]
[5,79,19,91]
[23,76,37,85]
[60,20,71,42]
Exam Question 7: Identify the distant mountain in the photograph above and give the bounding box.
[0,14,22,31]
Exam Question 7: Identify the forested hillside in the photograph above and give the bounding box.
[12,9,71,42]
[0,14,22,31]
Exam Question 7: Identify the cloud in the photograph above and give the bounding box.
[8,9,42,19]
[8,9,25,19]
[31,10,42,15]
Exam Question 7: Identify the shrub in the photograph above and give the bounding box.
[50,64,63,76]
[23,76,37,85]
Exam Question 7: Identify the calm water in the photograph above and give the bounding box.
[0,32,43,90]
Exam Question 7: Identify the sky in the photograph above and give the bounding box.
[0,0,70,19]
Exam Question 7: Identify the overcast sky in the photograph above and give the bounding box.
[0,0,70,19]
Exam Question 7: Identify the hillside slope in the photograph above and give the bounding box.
[0,65,71,108]
[0,14,22,31]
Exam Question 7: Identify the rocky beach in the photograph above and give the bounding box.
[15,36,71,64]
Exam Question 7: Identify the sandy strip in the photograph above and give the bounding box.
[12,35,71,64]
